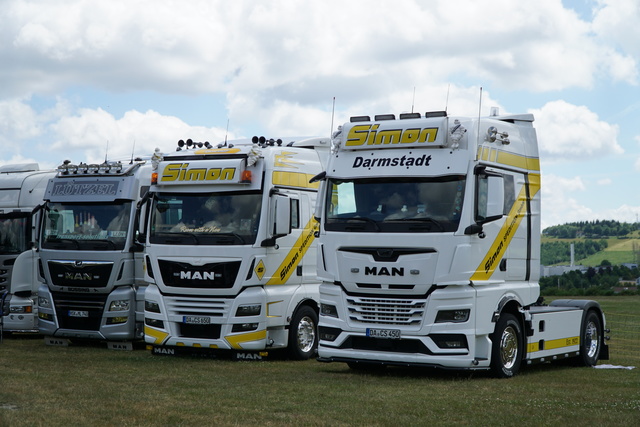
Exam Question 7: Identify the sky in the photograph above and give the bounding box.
[0,0,639,230]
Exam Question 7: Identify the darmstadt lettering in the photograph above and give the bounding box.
[352,154,431,169]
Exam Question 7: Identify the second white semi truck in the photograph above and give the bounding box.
[143,137,328,359]
[313,110,609,377]
[37,159,151,349]
[0,163,55,332]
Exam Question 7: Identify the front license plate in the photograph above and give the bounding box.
[183,316,211,325]
[68,310,89,318]
[366,328,401,339]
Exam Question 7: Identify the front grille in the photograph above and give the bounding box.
[165,296,228,317]
[48,260,113,288]
[159,260,240,289]
[346,296,426,326]
[165,296,228,339]
[51,291,108,330]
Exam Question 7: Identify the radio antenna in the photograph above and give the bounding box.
[130,139,136,164]
[411,87,416,113]
[445,84,450,113]
[476,87,483,157]
[104,140,109,163]
[330,96,336,137]
[224,119,229,146]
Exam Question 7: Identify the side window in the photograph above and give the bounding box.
[290,198,300,229]
[476,175,488,221]
[503,174,516,214]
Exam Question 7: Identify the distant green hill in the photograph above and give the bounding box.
[541,221,640,266]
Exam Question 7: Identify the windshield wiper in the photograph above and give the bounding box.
[386,216,444,231]
[214,232,246,244]
[154,231,201,244]
[88,239,118,250]
[343,216,380,231]
[46,237,80,249]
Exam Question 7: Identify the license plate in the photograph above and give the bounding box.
[68,310,89,318]
[367,328,401,339]
[183,316,211,325]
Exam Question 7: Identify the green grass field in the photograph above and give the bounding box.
[1,297,639,426]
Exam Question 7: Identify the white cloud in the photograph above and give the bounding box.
[47,107,229,165]
[0,0,634,101]
[597,178,613,185]
[531,100,623,161]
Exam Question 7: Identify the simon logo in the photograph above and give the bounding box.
[346,124,439,146]
[161,163,236,182]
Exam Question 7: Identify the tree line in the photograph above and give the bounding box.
[540,263,639,297]
[541,239,608,265]
[542,220,638,238]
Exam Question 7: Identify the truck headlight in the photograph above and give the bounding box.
[109,300,130,312]
[10,305,33,314]
[320,303,338,318]
[38,296,51,308]
[236,304,261,317]
[145,300,161,313]
[435,309,470,323]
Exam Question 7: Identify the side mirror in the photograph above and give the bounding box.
[262,194,291,247]
[483,174,504,222]
[272,194,291,236]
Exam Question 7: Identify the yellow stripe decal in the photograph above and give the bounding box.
[471,173,541,281]
[272,171,320,189]
[528,336,580,354]
[266,217,319,285]
[476,145,540,172]
[144,326,169,345]
[225,329,267,349]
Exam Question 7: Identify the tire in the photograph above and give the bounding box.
[288,305,318,360]
[574,310,602,367]
[490,313,523,378]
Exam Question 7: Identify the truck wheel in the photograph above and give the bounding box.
[288,305,318,360]
[574,310,602,367]
[490,313,523,378]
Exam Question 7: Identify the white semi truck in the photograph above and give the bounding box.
[0,164,55,332]
[314,110,609,377]
[143,137,328,359]
[37,159,151,349]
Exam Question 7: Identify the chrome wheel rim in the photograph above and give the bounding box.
[500,325,518,369]
[585,320,600,358]
[297,316,316,353]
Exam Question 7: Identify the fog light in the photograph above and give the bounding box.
[232,323,258,332]
[145,318,164,328]
[38,312,54,321]
[431,334,468,350]
[107,316,128,325]
[319,326,341,342]
[109,300,130,311]
[236,304,261,317]
[435,309,470,323]
[320,303,338,318]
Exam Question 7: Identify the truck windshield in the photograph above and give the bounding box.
[325,176,465,233]
[150,192,262,245]
[42,201,131,250]
[0,213,31,254]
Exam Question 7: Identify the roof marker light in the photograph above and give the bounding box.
[241,170,252,183]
